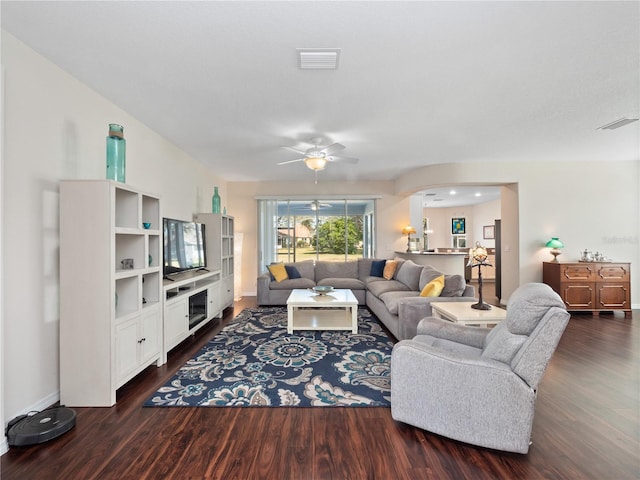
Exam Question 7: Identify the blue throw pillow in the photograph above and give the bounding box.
[285,265,301,279]
[370,259,386,277]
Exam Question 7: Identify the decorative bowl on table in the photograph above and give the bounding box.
[312,286,334,296]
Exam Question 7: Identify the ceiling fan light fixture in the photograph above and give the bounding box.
[304,157,327,171]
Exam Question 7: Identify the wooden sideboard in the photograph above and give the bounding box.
[542,262,631,317]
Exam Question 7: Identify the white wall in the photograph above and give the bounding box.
[1,64,6,454]
[1,32,226,422]
[470,199,500,249]
[422,200,500,251]
[395,161,640,304]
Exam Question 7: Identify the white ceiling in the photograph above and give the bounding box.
[2,1,639,184]
[420,186,501,209]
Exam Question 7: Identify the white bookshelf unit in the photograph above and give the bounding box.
[161,269,222,363]
[193,213,235,309]
[60,180,162,407]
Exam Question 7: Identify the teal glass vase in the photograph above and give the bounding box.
[212,187,221,213]
[106,124,126,183]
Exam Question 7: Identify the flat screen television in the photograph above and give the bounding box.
[163,218,207,277]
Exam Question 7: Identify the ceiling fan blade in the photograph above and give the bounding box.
[281,146,308,155]
[277,158,306,165]
[327,155,359,164]
[320,142,345,155]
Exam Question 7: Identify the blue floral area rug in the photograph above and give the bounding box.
[144,307,394,407]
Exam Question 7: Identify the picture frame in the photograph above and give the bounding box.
[451,217,466,235]
[483,225,495,240]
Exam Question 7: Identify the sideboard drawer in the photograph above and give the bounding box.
[561,264,595,281]
[596,264,630,282]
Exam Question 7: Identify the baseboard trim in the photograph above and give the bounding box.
[23,390,60,414]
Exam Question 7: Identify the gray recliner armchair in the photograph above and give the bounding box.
[390,282,570,454]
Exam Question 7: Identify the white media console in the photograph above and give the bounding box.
[162,269,223,363]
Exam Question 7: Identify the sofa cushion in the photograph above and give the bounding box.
[315,261,359,281]
[287,260,315,280]
[285,265,301,279]
[367,279,411,298]
[395,260,423,291]
[380,291,420,314]
[358,258,380,281]
[363,276,388,286]
[370,259,386,277]
[267,263,288,282]
[392,257,406,279]
[269,278,315,290]
[419,265,444,290]
[441,275,467,297]
[383,260,398,280]
[317,277,366,290]
[420,275,445,297]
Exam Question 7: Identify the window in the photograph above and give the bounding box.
[452,236,467,248]
[258,198,376,270]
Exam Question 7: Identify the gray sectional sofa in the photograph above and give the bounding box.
[257,258,476,340]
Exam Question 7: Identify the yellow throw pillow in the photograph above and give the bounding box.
[420,275,445,297]
[383,260,398,280]
[267,263,289,282]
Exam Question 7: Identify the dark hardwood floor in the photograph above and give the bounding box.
[2,297,638,480]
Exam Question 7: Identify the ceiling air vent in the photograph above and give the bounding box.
[597,117,639,130]
[297,48,341,69]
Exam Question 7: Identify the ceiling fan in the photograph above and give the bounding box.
[277,138,359,182]
[291,201,332,212]
[308,200,331,211]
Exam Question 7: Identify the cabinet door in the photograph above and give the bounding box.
[207,283,221,319]
[562,283,595,309]
[140,307,160,364]
[597,284,630,309]
[222,277,234,307]
[115,318,139,383]
[165,299,188,349]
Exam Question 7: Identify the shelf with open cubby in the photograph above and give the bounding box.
[60,180,162,407]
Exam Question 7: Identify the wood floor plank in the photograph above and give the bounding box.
[2,297,638,480]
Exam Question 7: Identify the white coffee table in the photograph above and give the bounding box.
[286,289,358,334]
[431,302,507,327]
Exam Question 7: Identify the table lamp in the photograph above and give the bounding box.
[402,225,416,252]
[467,242,492,310]
[545,237,564,262]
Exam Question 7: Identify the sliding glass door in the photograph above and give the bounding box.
[258,198,376,271]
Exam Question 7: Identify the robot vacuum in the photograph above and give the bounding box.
[5,406,76,447]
